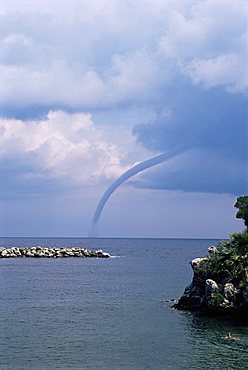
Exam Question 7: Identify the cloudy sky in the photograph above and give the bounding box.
[0,0,247,238]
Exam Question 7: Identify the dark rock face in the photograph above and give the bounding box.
[0,246,111,258]
[174,257,248,316]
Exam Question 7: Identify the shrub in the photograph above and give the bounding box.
[208,292,225,308]
[197,231,248,286]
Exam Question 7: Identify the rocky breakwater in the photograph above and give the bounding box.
[174,232,248,317]
[0,246,111,258]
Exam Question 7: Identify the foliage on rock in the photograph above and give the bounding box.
[197,231,248,288]
[175,196,248,316]
[235,195,248,231]
[208,292,225,308]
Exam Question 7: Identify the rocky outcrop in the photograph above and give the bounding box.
[0,246,111,258]
[174,253,248,316]
[174,200,248,317]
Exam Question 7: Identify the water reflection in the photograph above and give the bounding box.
[180,311,248,370]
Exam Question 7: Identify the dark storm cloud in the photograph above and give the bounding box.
[133,82,248,194]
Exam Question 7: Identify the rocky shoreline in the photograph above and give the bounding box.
[0,246,111,258]
[174,255,248,317]
[173,196,248,318]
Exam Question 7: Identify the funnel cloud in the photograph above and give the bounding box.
[90,149,180,235]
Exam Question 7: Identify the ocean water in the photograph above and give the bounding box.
[0,238,247,370]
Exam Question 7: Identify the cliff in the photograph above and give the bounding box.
[174,232,248,317]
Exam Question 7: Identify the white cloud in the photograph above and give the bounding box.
[106,50,163,103]
[159,0,248,92]
[0,62,106,108]
[183,53,248,92]
[0,0,247,114]
[0,49,163,109]
[0,111,144,191]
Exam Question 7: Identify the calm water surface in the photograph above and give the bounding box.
[0,238,247,369]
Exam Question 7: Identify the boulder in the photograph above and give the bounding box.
[1,249,9,257]
[26,251,34,257]
[190,257,208,271]
[224,283,235,302]
[205,279,219,295]
[208,246,218,254]
[96,249,111,258]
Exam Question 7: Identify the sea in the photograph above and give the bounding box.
[0,237,247,370]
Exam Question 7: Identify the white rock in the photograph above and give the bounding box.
[191,257,208,270]
[224,283,235,302]
[205,279,219,294]
[1,249,8,257]
[208,246,218,254]
[96,250,111,258]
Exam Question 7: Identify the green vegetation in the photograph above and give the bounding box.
[176,196,248,314]
[196,196,248,290]
[235,195,248,231]
[197,231,248,288]
[208,292,225,308]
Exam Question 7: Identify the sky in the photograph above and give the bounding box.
[0,0,247,238]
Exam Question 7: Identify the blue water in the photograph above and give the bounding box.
[0,238,247,369]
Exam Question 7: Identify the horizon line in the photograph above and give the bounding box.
[0,235,227,240]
